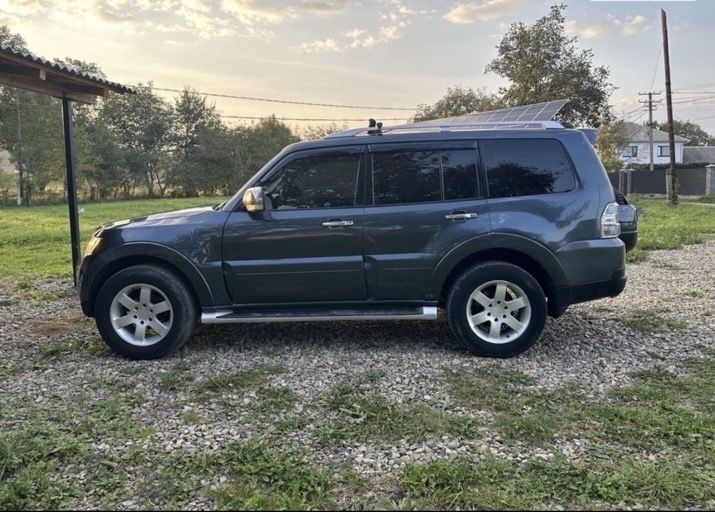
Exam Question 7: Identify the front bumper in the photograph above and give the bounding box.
[78,255,96,316]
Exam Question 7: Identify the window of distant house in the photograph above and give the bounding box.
[622,146,638,158]
[658,145,671,157]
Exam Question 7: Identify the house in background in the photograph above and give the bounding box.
[683,146,715,165]
[0,150,17,176]
[621,122,689,166]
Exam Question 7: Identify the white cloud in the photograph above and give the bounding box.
[0,0,45,16]
[443,0,522,24]
[220,0,349,24]
[301,37,341,52]
[565,14,649,40]
[301,0,412,53]
[621,15,647,36]
[0,0,349,42]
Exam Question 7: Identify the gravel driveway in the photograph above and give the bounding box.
[1,240,714,509]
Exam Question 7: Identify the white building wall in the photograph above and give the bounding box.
[622,142,684,166]
[0,150,17,175]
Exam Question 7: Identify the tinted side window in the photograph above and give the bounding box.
[262,152,362,209]
[373,150,441,205]
[442,149,478,200]
[482,139,576,199]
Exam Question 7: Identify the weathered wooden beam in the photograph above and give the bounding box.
[0,73,97,103]
[44,75,107,97]
[0,63,45,80]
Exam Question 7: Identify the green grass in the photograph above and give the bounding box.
[139,442,335,510]
[684,195,715,204]
[400,454,715,510]
[314,382,474,446]
[159,361,194,391]
[444,367,586,445]
[0,197,226,278]
[1,357,713,509]
[1,196,711,277]
[405,359,715,509]
[194,365,284,395]
[252,386,298,416]
[620,308,687,333]
[629,198,715,262]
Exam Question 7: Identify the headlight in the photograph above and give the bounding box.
[84,235,102,256]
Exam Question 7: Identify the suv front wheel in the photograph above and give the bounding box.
[95,264,197,360]
[447,262,547,357]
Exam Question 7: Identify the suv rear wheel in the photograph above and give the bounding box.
[95,264,197,360]
[447,261,547,357]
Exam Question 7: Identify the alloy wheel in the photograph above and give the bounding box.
[109,284,173,346]
[465,280,531,344]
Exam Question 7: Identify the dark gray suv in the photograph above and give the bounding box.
[79,121,631,360]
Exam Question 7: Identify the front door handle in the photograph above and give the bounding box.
[322,219,354,228]
[445,211,479,220]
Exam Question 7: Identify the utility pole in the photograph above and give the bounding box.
[661,9,678,205]
[14,90,23,206]
[638,91,662,171]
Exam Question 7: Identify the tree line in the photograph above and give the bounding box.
[2,4,709,204]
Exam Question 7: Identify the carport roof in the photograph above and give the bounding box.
[0,44,133,103]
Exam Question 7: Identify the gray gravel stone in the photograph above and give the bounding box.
[1,239,714,494]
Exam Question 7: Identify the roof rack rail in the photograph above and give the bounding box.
[325,99,569,139]
[325,120,564,139]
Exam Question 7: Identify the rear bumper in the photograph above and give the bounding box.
[550,238,627,317]
[549,267,626,317]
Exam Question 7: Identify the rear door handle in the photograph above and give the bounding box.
[445,212,479,220]
[322,219,354,227]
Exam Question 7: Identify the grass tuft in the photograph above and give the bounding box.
[194,364,284,394]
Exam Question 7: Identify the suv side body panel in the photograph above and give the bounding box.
[363,141,491,301]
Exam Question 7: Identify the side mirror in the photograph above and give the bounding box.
[242,186,265,213]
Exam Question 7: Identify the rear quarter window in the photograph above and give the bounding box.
[482,139,576,199]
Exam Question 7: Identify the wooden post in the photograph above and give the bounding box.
[662,9,678,205]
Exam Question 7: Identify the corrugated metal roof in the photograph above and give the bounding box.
[0,44,134,94]
[683,146,715,165]
[623,121,689,143]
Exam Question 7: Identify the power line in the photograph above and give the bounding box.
[674,82,715,91]
[649,44,663,91]
[148,86,416,112]
[672,95,715,105]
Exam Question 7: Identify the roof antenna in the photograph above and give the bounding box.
[367,118,383,135]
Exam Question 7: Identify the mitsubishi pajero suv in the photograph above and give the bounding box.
[79,113,632,360]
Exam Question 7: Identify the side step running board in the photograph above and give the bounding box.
[201,306,439,324]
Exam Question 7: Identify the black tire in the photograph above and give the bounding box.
[94,264,197,360]
[446,261,547,358]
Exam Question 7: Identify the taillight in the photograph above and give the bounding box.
[601,202,621,238]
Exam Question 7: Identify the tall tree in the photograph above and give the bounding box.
[0,25,28,51]
[486,4,612,127]
[169,88,221,196]
[239,116,299,187]
[595,119,637,172]
[414,87,502,121]
[655,119,714,146]
[99,84,174,197]
[300,123,346,141]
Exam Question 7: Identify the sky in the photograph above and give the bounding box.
[1,0,714,133]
